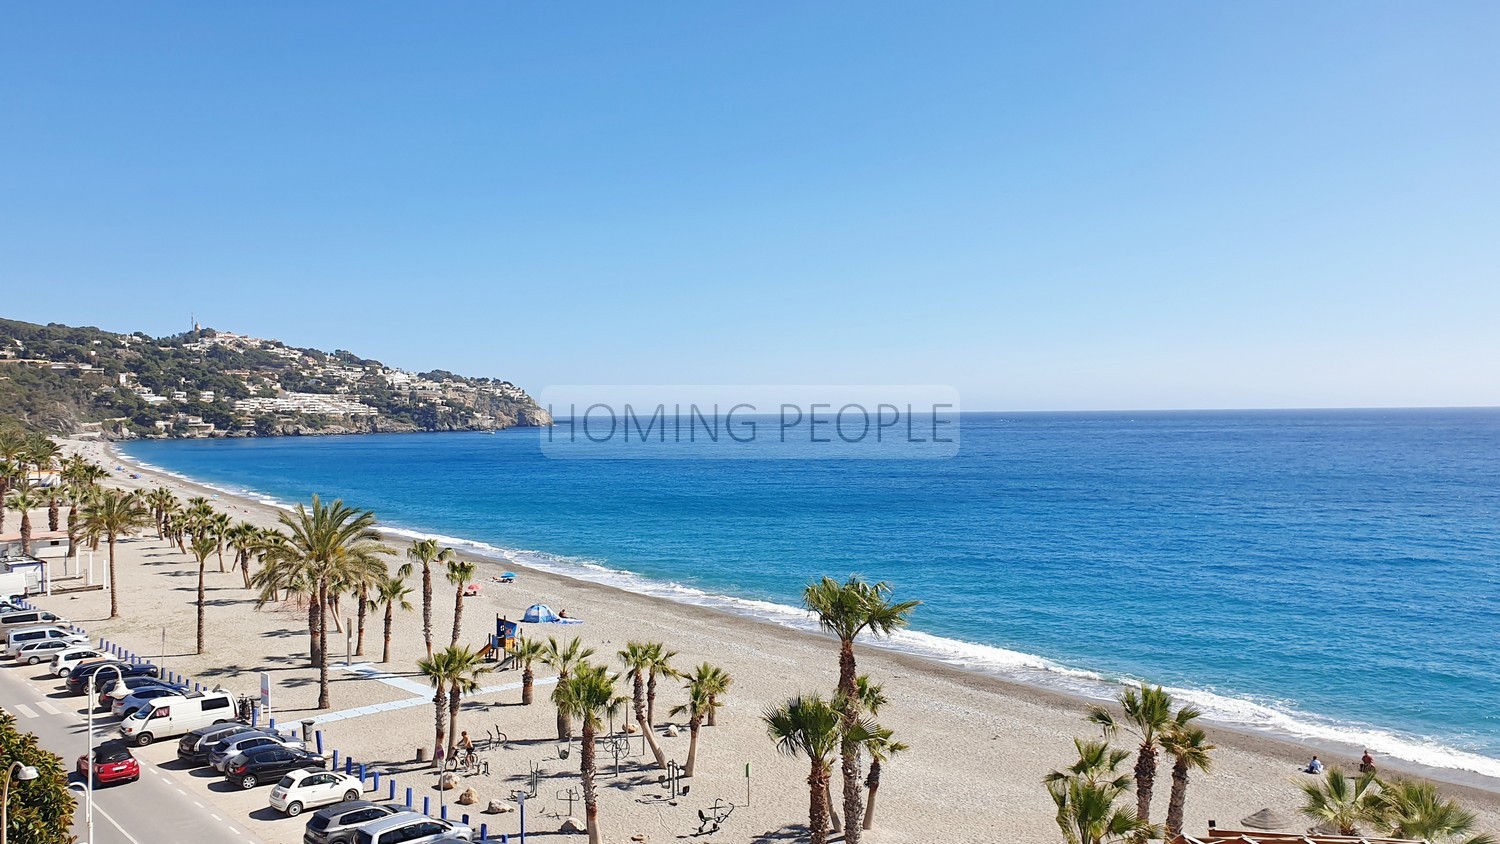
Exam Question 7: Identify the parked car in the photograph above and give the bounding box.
[352,812,473,844]
[77,740,140,786]
[98,676,184,710]
[211,731,306,772]
[117,689,235,746]
[178,722,259,764]
[51,647,110,677]
[111,686,188,718]
[224,745,325,789]
[269,769,364,816]
[302,800,408,844]
[4,625,87,658]
[0,610,66,629]
[12,635,91,664]
[66,661,160,696]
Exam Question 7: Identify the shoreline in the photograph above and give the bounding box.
[106,438,1500,798]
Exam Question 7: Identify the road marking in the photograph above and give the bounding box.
[230,829,241,836]
[35,699,60,715]
[192,800,203,808]
[94,802,144,844]
[211,813,223,821]
[13,703,37,718]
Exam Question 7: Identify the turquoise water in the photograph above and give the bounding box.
[122,409,1500,777]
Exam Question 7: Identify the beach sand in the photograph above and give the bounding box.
[17,436,1500,844]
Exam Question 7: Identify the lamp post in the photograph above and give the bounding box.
[83,664,126,844]
[1,760,40,844]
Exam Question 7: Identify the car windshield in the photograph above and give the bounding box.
[277,775,296,788]
[354,832,374,844]
[307,816,331,832]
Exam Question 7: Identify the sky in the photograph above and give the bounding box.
[2,3,1497,411]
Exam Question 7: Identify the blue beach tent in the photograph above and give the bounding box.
[522,603,581,624]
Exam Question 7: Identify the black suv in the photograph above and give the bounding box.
[225,745,326,789]
[97,676,184,710]
[65,661,160,696]
[303,801,408,844]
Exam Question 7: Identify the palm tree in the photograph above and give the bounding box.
[1371,779,1497,844]
[208,511,233,572]
[1044,738,1155,844]
[551,662,624,844]
[446,558,477,649]
[5,481,45,555]
[0,427,26,525]
[1085,685,1185,826]
[514,636,546,705]
[850,676,906,832]
[765,694,845,844]
[24,434,60,531]
[443,645,492,756]
[618,642,669,769]
[696,662,733,727]
[802,575,920,843]
[1158,722,1213,838]
[226,522,259,588]
[542,636,596,741]
[61,457,106,567]
[418,649,459,766]
[80,488,152,619]
[262,496,393,708]
[670,663,727,777]
[644,642,679,727]
[1298,769,1383,835]
[369,574,414,663]
[190,533,217,655]
[400,539,454,660]
[144,487,178,538]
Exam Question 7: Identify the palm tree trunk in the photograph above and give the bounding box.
[827,783,841,832]
[556,671,573,741]
[355,584,368,656]
[20,511,32,555]
[447,685,462,756]
[684,716,701,776]
[107,535,120,618]
[808,764,830,844]
[422,563,433,659]
[1165,757,1190,839]
[216,545,225,573]
[522,667,534,705]
[1134,743,1157,824]
[239,551,252,589]
[707,694,718,727]
[382,603,394,663]
[635,676,666,769]
[432,683,447,767]
[862,760,882,830]
[450,588,464,649]
[837,639,863,841]
[196,556,207,654]
[316,579,331,709]
[582,720,600,844]
[308,597,322,665]
[48,496,59,532]
[647,674,658,725]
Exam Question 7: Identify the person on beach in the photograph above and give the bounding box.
[459,731,474,753]
[558,609,570,618]
[1360,749,1376,773]
[1305,756,1324,774]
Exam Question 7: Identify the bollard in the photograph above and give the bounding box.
[372,771,380,790]
[194,682,201,691]
[462,813,469,825]
[423,796,430,816]
[269,718,276,732]
[388,779,396,800]
[440,804,448,820]
[479,824,487,841]
[344,756,353,775]
[405,787,413,808]
[315,730,324,754]
[359,763,366,783]
[332,750,340,771]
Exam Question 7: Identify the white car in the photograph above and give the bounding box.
[13,636,90,665]
[267,769,363,816]
[51,647,110,677]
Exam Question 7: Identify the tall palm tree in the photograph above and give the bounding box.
[417,649,459,766]
[644,642,679,727]
[551,662,624,844]
[618,642,668,769]
[1371,779,1497,844]
[144,487,178,538]
[514,636,546,705]
[5,481,45,555]
[80,488,152,619]
[851,676,906,832]
[1158,722,1214,838]
[23,434,60,531]
[670,663,727,777]
[802,575,920,843]
[542,636,596,741]
[446,558,477,649]
[696,662,733,727]
[262,496,393,709]
[400,539,454,659]
[1298,769,1383,836]
[764,694,846,844]
[1085,685,1185,826]
[1044,738,1154,844]
[443,645,492,756]
[207,511,233,572]
[226,522,259,588]
[369,574,414,663]
[0,427,26,525]
[190,533,218,655]
[61,457,106,567]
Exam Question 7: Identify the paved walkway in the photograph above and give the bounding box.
[309,662,556,725]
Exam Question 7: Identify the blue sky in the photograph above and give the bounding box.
[3,3,1497,410]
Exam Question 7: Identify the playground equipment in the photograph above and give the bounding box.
[696,799,735,836]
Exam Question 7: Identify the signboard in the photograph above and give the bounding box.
[260,671,271,721]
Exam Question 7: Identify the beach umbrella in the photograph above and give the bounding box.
[1241,808,1295,830]
[501,572,517,579]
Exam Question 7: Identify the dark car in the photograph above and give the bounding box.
[77,739,140,786]
[303,801,408,844]
[179,722,259,764]
[98,676,183,710]
[65,661,159,696]
[225,745,325,789]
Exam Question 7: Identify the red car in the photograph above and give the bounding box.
[78,740,140,785]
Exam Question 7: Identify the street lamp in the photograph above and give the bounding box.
[83,664,126,844]
[2,760,40,844]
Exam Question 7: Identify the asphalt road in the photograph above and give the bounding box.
[0,658,268,844]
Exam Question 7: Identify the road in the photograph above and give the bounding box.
[0,658,268,844]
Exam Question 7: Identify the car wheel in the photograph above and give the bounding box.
[58,667,71,677]
[27,656,39,665]
[344,789,358,801]
[239,774,257,789]
[286,801,303,817]
[134,733,154,747]
[212,719,228,725]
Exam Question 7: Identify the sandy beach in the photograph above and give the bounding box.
[15,436,1500,844]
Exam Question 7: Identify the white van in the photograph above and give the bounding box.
[118,690,238,747]
[4,625,87,658]
[0,610,66,629]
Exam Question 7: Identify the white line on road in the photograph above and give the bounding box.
[35,699,60,715]
[94,802,144,844]
[13,703,37,718]
[192,800,202,808]
[230,829,241,836]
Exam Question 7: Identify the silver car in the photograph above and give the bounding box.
[210,732,306,771]
[353,812,473,844]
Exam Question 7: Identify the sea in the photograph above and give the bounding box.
[121,409,1500,780]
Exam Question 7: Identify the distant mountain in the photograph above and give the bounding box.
[0,317,551,438]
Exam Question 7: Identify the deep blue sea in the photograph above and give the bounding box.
[122,409,1500,777]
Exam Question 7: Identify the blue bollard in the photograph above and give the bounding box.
[479,824,487,841]
[332,750,340,771]
[440,804,447,820]
[344,756,353,775]
[423,796,430,816]
[359,763,366,783]
[194,682,201,691]
[315,730,324,754]
[405,787,413,808]
[462,813,469,825]
[388,779,396,800]
[269,718,276,732]
[251,709,258,727]
[372,771,380,790]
